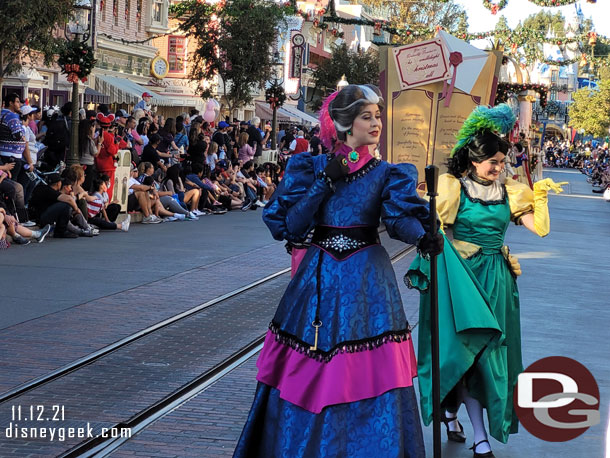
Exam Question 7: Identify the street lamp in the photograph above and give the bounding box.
[66,0,92,166]
[337,74,349,91]
[270,52,284,151]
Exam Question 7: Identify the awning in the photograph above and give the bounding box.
[280,104,319,125]
[255,102,295,122]
[84,87,110,105]
[94,74,173,106]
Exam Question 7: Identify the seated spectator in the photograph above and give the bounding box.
[28,173,80,238]
[0,162,33,225]
[0,204,50,247]
[236,160,262,211]
[185,162,225,214]
[59,177,96,237]
[138,161,187,221]
[127,165,162,224]
[162,165,202,218]
[209,171,242,210]
[87,175,130,231]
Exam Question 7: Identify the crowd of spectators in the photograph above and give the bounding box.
[0,90,322,250]
[541,138,610,195]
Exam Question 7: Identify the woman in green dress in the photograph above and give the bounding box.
[407,104,566,457]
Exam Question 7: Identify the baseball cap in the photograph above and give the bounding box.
[115,109,129,118]
[20,106,39,116]
[218,121,229,129]
[142,92,152,98]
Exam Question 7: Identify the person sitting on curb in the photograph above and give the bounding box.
[0,204,51,247]
[87,176,130,232]
[28,173,81,238]
[137,161,185,221]
[127,165,162,224]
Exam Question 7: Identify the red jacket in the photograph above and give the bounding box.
[94,131,126,171]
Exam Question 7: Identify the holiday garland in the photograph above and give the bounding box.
[495,82,549,108]
[57,40,96,83]
[483,0,508,15]
[265,80,286,109]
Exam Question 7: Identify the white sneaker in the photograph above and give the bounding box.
[21,220,37,227]
[174,213,186,220]
[121,214,131,232]
[255,200,266,207]
[151,215,164,223]
[164,216,178,222]
[192,209,206,216]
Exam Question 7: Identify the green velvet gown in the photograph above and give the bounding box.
[407,177,524,443]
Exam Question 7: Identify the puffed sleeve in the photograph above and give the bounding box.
[505,177,534,224]
[262,153,331,243]
[381,163,430,245]
[437,173,461,230]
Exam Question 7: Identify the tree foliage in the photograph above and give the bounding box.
[517,10,566,38]
[568,79,610,137]
[311,43,380,112]
[173,0,293,113]
[358,0,467,45]
[0,0,73,83]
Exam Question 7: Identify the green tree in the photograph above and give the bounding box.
[568,79,610,137]
[310,44,380,111]
[358,0,467,44]
[0,0,74,84]
[172,0,293,114]
[517,10,566,38]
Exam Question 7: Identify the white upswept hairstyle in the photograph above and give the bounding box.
[328,85,383,141]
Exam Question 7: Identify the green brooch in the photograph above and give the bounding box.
[348,151,360,163]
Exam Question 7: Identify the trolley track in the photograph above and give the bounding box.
[0,228,394,406]
[58,243,417,458]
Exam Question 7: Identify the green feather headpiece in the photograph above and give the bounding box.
[451,104,516,157]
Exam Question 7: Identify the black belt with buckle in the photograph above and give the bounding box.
[311,225,380,260]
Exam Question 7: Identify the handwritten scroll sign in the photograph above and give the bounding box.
[392,38,450,91]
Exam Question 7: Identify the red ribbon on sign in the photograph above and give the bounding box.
[442,51,463,108]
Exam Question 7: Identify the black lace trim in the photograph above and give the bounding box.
[468,172,493,186]
[325,153,381,183]
[460,180,507,206]
[269,321,412,363]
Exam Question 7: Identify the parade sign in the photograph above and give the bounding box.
[381,33,501,191]
[392,38,450,91]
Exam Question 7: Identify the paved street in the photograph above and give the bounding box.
[0,169,608,457]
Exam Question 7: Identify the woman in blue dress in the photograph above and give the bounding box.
[233,84,443,458]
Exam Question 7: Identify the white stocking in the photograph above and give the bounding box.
[459,384,491,453]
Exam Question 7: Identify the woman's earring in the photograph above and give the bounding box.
[347,129,352,136]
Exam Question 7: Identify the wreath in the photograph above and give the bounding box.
[265,81,286,109]
[483,0,508,14]
[57,41,96,84]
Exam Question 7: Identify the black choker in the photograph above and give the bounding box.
[468,172,493,186]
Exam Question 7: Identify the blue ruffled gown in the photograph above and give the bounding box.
[233,148,430,458]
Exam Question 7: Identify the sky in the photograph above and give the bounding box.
[455,0,610,36]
